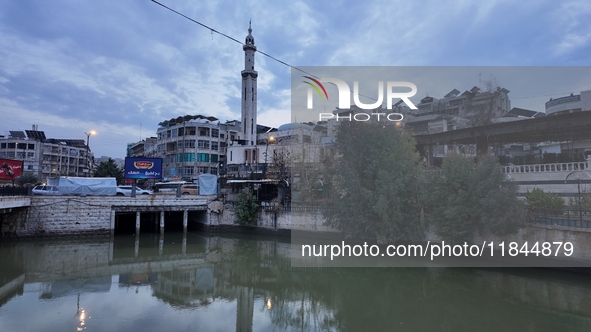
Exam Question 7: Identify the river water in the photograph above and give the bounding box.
[1,232,590,331]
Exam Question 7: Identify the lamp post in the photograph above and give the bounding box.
[264,136,275,178]
[85,131,96,177]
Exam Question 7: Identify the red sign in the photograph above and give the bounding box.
[0,158,24,181]
[134,161,154,169]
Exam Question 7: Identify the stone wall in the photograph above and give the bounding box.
[2,195,213,238]
[217,207,337,233]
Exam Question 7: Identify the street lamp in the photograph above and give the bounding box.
[85,131,96,177]
[264,136,275,178]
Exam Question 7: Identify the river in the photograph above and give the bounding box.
[1,232,590,331]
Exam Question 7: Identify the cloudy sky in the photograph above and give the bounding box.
[1,0,590,158]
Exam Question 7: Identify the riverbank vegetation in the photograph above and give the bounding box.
[318,121,525,244]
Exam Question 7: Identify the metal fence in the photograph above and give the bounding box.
[0,186,29,196]
[530,208,591,229]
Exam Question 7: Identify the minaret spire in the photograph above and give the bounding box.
[241,21,257,146]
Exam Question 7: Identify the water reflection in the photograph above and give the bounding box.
[1,233,591,331]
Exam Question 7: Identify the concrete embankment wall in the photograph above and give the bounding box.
[1,195,212,238]
[215,206,337,233]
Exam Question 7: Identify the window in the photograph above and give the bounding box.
[211,154,218,163]
[197,153,209,162]
[177,153,195,162]
[211,141,218,151]
[197,166,209,173]
[0,143,5,149]
[184,166,194,175]
[7,143,15,149]
[212,129,219,138]
[185,140,195,148]
[199,127,210,136]
[171,128,178,138]
[197,140,210,149]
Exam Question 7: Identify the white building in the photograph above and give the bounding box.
[0,126,94,181]
[545,90,591,115]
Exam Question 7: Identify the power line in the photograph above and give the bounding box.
[150,0,381,103]
[150,0,315,78]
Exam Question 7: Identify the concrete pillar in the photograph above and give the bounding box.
[158,233,164,256]
[135,211,141,235]
[476,136,488,157]
[183,210,188,234]
[160,211,165,234]
[182,233,187,255]
[110,210,116,236]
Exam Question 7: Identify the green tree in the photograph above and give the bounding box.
[423,155,524,243]
[322,121,424,243]
[234,188,259,226]
[17,172,39,186]
[93,158,124,184]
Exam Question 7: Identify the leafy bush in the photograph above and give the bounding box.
[525,188,564,214]
[234,188,259,226]
[17,172,39,186]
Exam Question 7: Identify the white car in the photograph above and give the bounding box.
[116,185,153,196]
[32,185,59,195]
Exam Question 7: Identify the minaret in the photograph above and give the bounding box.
[241,21,257,146]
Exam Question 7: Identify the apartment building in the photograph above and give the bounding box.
[0,127,93,181]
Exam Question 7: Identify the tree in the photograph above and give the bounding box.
[93,158,124,184]
[322,121,424,243]
[423,155,524,243]
[234,188,259,226]
[467,76,507,127]
[17,172,39,186]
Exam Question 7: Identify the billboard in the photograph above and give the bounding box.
[0,158,24,181]
[124,157,163,179]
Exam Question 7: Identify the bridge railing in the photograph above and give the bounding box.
[0,186,29,196]
[501,161,590,174]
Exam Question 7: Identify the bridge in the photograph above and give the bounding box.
[414,111,591,156]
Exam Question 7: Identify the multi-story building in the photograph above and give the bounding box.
[545,90,591,115]
[154,117,242,181]
[128,137,158,158]
[413,86,511,126]
[0,126,93,181]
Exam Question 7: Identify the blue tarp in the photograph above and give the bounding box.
[198,174,217,195]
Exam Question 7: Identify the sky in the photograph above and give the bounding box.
[0,0,590,158]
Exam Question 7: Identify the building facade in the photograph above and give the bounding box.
[0,127,94,182]
[154,117,242,181]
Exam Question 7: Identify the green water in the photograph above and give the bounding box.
[1,232,590,331]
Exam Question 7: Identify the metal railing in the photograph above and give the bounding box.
[0,186,29,196]
[530,208,591,229]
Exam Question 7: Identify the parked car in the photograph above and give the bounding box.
[32,185,59,195]
[180,184,199,195]
[116,185,153,196]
